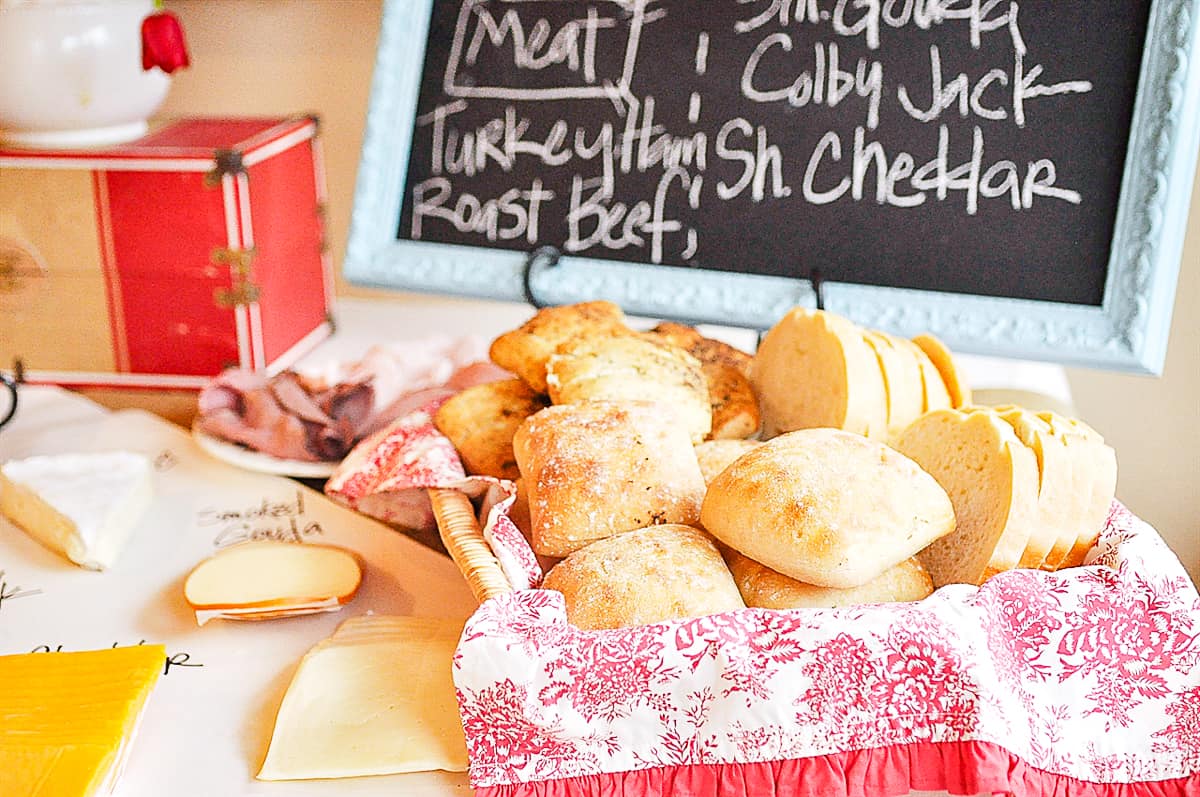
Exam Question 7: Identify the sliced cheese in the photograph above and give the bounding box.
[0,645,164,797]
[184,540,362,624]
[258,615,469,780]
[0,451,153,570]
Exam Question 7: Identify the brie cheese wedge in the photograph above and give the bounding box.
[0,451,154,570]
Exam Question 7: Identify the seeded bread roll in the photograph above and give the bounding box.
[542,524,744,630]
[513,401,706,557]
[895,408,1040,587]
[489,301,628,393]
[434,379,549,480]
[700,428,955,589]
[645,323,760,439]
[724,549,933,609]
[693,439,760,485]
[751,308,887,440]
[912,333,971,409]
[546,334,712,443]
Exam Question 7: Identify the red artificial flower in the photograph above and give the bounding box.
[141,10,190,74]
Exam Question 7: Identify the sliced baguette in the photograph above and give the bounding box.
[862,331,924,442]
[912,333,972,408]
[1035,411,1117,568]
[895,408,1040,587]
[989,405,1079,570]
[750,308,887,439]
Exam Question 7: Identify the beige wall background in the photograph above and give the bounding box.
[161,0,1199,581]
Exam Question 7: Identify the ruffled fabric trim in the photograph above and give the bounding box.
[475,741,1200,797]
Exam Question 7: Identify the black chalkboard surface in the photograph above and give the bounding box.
[396,0,1149,305]
[346,0,1200,373]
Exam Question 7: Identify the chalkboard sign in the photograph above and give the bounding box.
[346,0,1200,374]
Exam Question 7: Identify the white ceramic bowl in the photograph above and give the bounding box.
[0,0,171,148]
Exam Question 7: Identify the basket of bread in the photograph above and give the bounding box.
[324,302,1199,797]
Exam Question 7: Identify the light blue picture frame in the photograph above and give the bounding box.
[346,0,1200,374]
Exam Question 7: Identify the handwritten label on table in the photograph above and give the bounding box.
[197,491,324,548]
[397,0,1150,304]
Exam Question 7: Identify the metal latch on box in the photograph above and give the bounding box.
[212,247,261,307]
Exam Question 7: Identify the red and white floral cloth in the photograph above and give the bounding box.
[329,402,1200,797]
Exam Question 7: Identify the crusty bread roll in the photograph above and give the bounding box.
[1035,411,1117,569]
[507,479,561,573]
[513,401,706,557]
[489,301,628,393]
[750,308,887,439]
[724,549,933,609]
[861,331,924,442]
[694,439,760,485]
[645,322,760,439]
[546,335,712,443]
[895,408,1039,586]
[912,333,971,409]
[434,379,549,480]
[542,524,744,629]
[701,428,955,589]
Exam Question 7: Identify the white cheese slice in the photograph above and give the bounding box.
[0,451,154,570]
[258,615,469,780]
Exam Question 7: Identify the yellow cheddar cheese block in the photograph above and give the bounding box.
[258,615,469,780]
[0,644,165,797]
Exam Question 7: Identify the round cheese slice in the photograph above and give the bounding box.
[184,541,362,621]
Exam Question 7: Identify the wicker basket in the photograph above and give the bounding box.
[429,488,513,604]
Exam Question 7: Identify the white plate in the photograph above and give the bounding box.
[190,422,338,478]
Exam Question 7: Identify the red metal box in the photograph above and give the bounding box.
[0,116,334,388]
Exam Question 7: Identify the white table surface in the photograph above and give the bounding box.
[1,294,1069,797]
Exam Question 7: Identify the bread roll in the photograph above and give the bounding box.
[912,333,971,408]
[694,439,760,485]
[724,549,933,609]
[1035,411,1117,569]
[895,408,1039,586]
[751,308,887,439]
[700,428,955,589]
[542,524,744,629]
[546,335,712,443]
[434,379,549,480]
[645,323,760,439]
[513,401,706,557]
[489,301,628,393]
